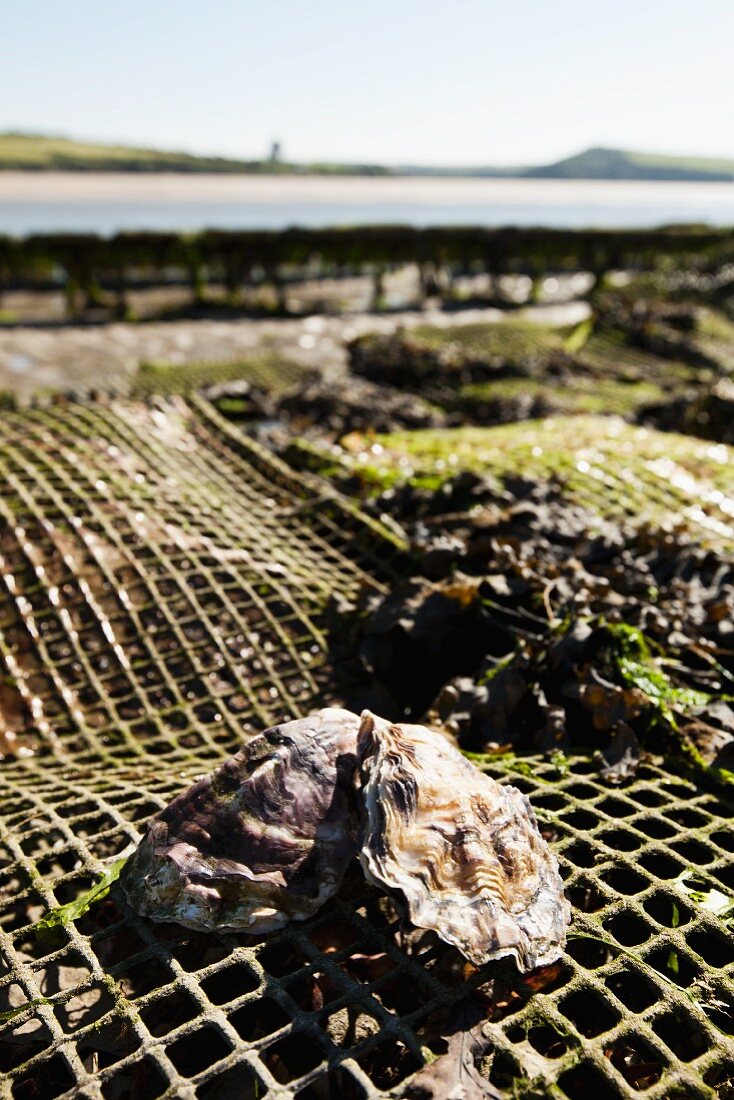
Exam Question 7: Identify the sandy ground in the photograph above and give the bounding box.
[0,301,590,402]
[2,171,733,208]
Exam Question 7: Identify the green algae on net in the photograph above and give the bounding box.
[309,416,734,546]
[34,857,128,934]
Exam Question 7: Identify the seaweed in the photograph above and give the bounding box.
[35,857,128,933]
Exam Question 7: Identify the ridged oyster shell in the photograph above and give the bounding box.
[357,712,570,971]
[122,708,361,933]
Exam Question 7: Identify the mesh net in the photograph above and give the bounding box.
[0,397,733,1099]
[130,354,309,400]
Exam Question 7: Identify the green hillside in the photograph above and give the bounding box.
[525,145,734,181]
[0,132,388,174]
[0,132,264,172]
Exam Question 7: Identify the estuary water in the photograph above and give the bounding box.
[1,172,733,235]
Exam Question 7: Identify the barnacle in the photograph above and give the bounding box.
[122,708,362,933]
[357,711,570,971]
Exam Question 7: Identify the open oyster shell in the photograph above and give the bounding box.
[122,708,361,933]
[357,711,570,971]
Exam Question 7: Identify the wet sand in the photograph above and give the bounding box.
[3,171,734,205]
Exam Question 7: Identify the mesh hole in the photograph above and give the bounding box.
[116,957,173,999]
[644,944,700,988]
[606,1037,663,1090]
[229,996,291,1041]
[77,896,126,936]
[652,1010,709,1061]
[200,963,260,1005]
[559,809,600,831]
[170,937,231,973]
[710,829,734,853]
[322,1006,381,1048]
[53,866,108,902]
[636,851,685,880]
[35,853,80,879]
[519,961,571,996]
[603,910,652,947]
[632,788,666,808]
[140,989,200,1037]
[697,796,734,817]
[643,891,692,928]
[166,1025,232,1077]
[562,840,597,869]
[597,797,635,819]
[659,781,695,800]
[370,971,433,1016]
[566,880,607,914]
[263,1029,330,1084]
[0,894,47,934]
[527,1023,571,1058]
[0,1017,53,1074]
[287,970,345,1013]
[701,988,734,1035]
[600,867,649,896]
[703,1064,734,1093]
[688,928,734,968]
[712,863,734,891]
[355,1036,422,1090]
[338,950,399,986]
[634,817,676,840]
[11,1053,75,1100]
[598,828,643,853]
[92,925,147,968]
[258,939,309,978]
[562,782,598,801]
[487,1049,527,1091]
[664,808,708,829]
[54,981,116,1034]
[566,937,612,970]
[77,1017,142,1070]
[559,1059,621,1100]
[605,968,659,1011]
[195,1060,265,1100]
[670,838,716,865]
[100,1056,168,1100]
[559,989,620,1037]
[531,793,565,812]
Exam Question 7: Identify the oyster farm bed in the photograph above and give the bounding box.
[4,237,734,1099]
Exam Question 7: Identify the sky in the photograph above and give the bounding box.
[3,0,734,167]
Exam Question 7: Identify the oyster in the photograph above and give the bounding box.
[357,712,569,971]
[122,708,361,933]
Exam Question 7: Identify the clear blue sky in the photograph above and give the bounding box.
[3,0,733,166]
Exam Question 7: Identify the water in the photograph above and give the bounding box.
[1,172,733,234]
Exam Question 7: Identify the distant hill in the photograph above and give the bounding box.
[1,133,733,180]
[523,146,734,181]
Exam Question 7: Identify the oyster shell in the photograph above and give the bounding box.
[357,712,570,971]
[122,708,361,933]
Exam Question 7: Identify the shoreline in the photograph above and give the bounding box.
[1,171,733,204]
[1,173,732,235]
